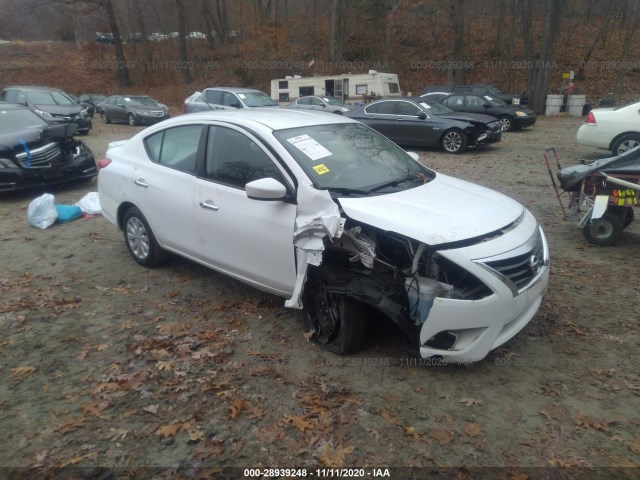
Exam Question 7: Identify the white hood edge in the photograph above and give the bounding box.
[337,173,524,246]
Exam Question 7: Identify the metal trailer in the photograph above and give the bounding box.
[545,147,638,245]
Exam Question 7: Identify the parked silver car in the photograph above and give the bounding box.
[184,87,278,113]
[286,96,353,114]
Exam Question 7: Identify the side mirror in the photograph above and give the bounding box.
[116,103,125,107]
[245,177,287,200]
[320,103,326,108]
[230,102,241,108]
[482,103,491,108]
[417,111,427,119]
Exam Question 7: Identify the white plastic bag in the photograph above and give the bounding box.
[75,192,102,215]
[27,193,58,229]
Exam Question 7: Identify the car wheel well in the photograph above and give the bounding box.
[609,131,640,151]
[117,202,137,230]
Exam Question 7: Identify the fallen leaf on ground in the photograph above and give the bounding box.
[229,399,245,419]
[303,329,316,342]
[283,414,315,432]
[11,366,37,378]
[431,428,454,445]
[188,430,205,443]
[316,443,355,467]
[459,398,482,407]
[464,423,482,437]
[143,404,159,415]
[155,424,181,438]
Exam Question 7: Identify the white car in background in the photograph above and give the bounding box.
[98,109,549,363]
[577,100,640,156]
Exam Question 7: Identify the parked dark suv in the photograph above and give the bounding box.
[1,86,92,134]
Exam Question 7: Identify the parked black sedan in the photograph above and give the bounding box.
[424,92,537,132]
[101,95,170,126]
[0,104,97,192]
[344,97,502,154]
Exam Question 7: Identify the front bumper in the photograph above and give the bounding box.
[514,116,537,128]
[0,149,97,192]
[418,210,549,363]
[133,112,171,125]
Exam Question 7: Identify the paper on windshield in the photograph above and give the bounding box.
[124,97,131,102]
[238,94,246,99]
[286,134,332,161]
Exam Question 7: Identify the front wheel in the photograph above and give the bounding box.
[123,207,168,267]
[582,212,623,246]
[127,113,137,126]
[302,279,367,355]
[612,134,640,156]
[498,115,513,132]
[101,111,111,124]
[441,129,468,154]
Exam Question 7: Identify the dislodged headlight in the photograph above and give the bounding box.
[34,109,53,118]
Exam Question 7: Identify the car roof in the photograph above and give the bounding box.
[178,108,356,131]
[203,87,266,94]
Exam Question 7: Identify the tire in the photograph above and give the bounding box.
[127,113,137,126]
[612,134,640,156]
[122,207,168,267]
[302,278,367,355]
[582,212,623,246]
[101,111,111,124]
[441,129,468,154]
[610,206,634,229]
[498,115,513,132]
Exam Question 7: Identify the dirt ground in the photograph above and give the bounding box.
[1,114,640,478]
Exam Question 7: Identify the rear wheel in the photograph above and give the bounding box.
[302,278,367,355]
[123,207,168,267]
[582,212,623,246]
[101,111,111,124]
[612,134,640,156]
[441,129,468,154]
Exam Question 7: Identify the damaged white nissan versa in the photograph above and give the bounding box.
[98,109,549,363]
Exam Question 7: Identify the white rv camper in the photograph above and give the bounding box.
[270,71,401,102]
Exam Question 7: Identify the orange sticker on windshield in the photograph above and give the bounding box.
[313,164,330,175]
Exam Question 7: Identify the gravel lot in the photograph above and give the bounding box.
[1,114,639,476]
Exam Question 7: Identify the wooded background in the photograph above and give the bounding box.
[1,0,638,112]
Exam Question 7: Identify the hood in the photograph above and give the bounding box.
[438,112,497,124]
[33,104,83,116]
[337,174,524,246]
[0,128,43,149]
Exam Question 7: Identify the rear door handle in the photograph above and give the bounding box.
[199,200,219,211]
[134,178,148,188]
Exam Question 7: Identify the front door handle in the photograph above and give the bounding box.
[199,200,219,211]
[134,178,148,188]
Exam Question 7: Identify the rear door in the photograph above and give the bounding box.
[360,101,398,139]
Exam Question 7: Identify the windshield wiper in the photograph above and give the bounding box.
[327,187,371,197]
[367,173,427,193]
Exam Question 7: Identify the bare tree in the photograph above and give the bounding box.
[522,0,566,113]
[492,0,505,56]
[613,0,639,94]
[176,0,192,84]
[330,0,348,68]
[131,0,152,67]
[383,0,400,65]
[451,0,464,83]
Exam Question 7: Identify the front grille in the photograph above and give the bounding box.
[481,228,545,293]
[15,142,62,168]
[150,110,165,117]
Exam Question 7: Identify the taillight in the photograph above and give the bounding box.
[585,112,596,125]
[97,158,112,170]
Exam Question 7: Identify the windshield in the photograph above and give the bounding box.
[486,86,502,94]
[323,97,345,106]
[91,94,106,101]
[482,95,508,107]
[274,123,433,192]
[124,96,157,106]
[418,101,453,115]
[0,108,49,130]
[26,90,75,106]
[241,92,277,107]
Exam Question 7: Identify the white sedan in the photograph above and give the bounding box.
[98,109,549,363]
[577,100,640,156]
